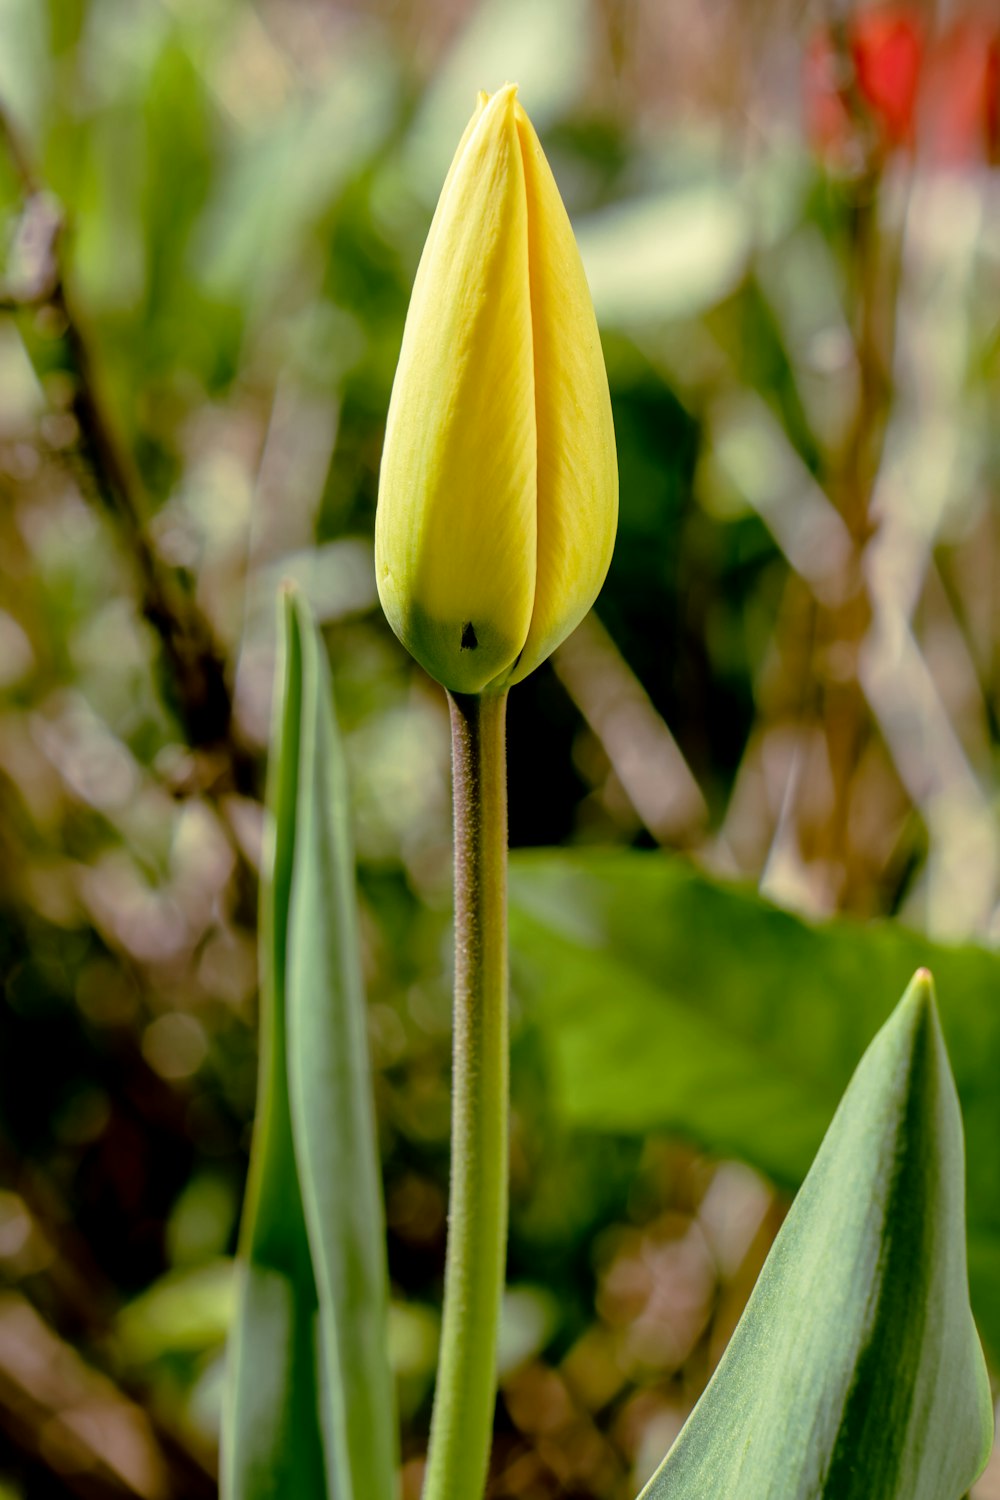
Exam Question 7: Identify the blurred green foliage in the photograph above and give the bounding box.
[511,851,1000,1352]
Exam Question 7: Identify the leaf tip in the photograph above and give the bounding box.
[896,965,940,1045]
[280,584,321,651]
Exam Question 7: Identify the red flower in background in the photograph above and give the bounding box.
[851,6,924,146]
[804,5,1000,169]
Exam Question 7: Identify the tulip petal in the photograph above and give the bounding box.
[376,85,537,695]
[415,91,489,278]
[507,102,618,686]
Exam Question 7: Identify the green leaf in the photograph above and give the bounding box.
[508,849,1000,1357]
[284,593,397,1500]
[223,593,396,1500]
[222,592,327,1500]
[577,186,751,325]
[636,972,992,1500]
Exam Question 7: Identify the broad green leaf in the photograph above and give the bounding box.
[637,973,992,1500]
[508,850,1000,1356]
[285,594,397,1500]
[222,592,326,1500]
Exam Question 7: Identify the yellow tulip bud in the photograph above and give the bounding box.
[376,84,618,695]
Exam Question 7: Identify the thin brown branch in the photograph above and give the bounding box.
[0,102,255,798]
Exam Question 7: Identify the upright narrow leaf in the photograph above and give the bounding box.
[285,594,398,1500]
[637,972,992,1500]
[222,592,327,1500]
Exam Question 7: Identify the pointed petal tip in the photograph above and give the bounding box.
[480,81,519,118]
[463,83,519,153]
[455,87,517,164]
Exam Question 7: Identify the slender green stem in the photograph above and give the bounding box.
[423,688,510,1500]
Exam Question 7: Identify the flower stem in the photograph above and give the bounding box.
[423,688,510,1500]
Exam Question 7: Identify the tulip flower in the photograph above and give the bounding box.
[375,85,618,1500]
[376,83,618,695]
[804,8,924,166]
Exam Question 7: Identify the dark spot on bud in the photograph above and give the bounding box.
[461,622,478,651]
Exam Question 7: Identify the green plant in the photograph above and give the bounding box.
[223,590,992,1500]
[221,84,993,1500]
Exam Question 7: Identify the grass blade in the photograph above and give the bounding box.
[285,593,398,1500]
[222,591,327,1500]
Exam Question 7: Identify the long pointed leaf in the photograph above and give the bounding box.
[222,591,327,1500]
[285,593,398,1500]
[637,971,992,1500]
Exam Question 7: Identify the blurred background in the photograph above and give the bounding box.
[0,0,998,1494]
